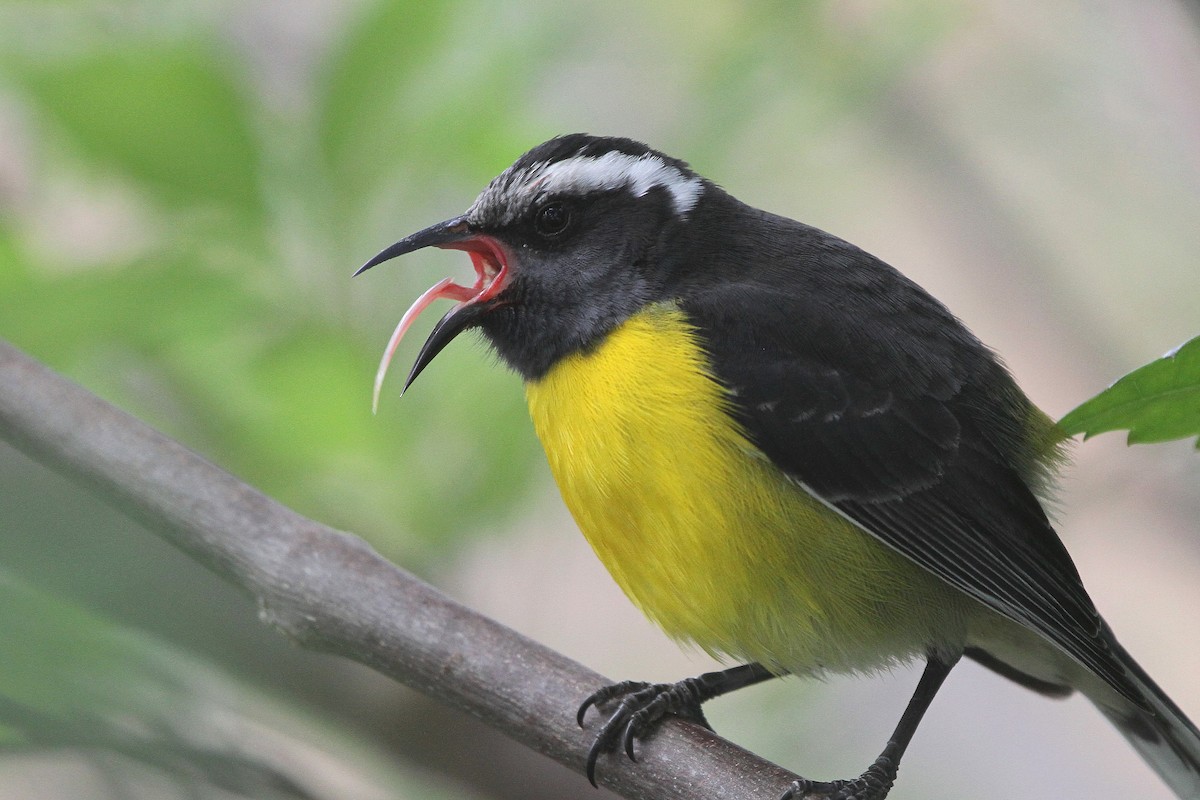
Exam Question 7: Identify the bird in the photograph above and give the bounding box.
[355,133,1200,799]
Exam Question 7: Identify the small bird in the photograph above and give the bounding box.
[356,134,1200,799]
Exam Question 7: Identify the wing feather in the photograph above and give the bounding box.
[678,245,1140,703]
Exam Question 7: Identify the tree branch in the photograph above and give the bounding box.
[0,339,804,800]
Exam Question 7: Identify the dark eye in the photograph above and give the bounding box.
[534,201,571,237]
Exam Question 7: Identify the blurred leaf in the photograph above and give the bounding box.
[663,0,960,163]
[315,0,540,216]
[317,0,457,178]
[0,0,566,569]
[1059,336,1200,446]
[0,253,542,564]
[0,571,446,800]
[0,226,24,293]
[11,43,264,225]
[0,257,262,368]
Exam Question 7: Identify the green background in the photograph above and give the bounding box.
[1,1,1198,798]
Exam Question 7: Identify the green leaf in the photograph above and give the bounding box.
[12,43,263,222]
[1059,336,1200,446]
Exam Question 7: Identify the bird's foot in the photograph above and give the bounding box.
[576,678,713,786]
[780,755,897,800]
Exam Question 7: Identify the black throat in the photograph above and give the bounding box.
[472,181,737,382]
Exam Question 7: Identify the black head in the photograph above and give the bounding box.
[357,134,716,405]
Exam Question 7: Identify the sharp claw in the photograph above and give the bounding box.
[576,667,778,789]
[577,680,635,728]
[578,678,704,787]
[623,720,639,761]
[585,741,602,787]
[577,696,596,728]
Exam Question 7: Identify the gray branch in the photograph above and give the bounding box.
[0,339,807,800]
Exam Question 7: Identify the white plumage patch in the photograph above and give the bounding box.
[535,152,704,215]
[468,150,704,224]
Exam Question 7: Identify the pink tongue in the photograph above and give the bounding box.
[372,277,479,413]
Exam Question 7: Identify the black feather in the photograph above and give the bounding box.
[675,202,1143,705]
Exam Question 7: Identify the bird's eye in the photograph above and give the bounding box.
[534,201,571,237]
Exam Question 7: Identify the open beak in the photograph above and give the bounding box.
[355,215,510,412]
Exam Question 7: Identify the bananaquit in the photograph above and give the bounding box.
[356,134,1200,799]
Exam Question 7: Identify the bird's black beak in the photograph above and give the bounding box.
[355,215,510,411]
[354,215,474,276]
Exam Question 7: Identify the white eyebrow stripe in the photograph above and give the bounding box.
[536,151,704,215]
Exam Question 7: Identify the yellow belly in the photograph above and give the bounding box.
[524,303,970,675]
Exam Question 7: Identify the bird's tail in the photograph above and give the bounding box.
[1091,640,1200,799]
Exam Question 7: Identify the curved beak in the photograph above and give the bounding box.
[356,215,510,411]
[354,215,473,276]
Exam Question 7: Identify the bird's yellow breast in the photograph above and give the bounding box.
[524,303,969,674]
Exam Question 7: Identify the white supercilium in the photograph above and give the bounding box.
[470,151,704,224]
[535,152,704,215]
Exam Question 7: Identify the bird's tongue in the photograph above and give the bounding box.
[372,245,506,412]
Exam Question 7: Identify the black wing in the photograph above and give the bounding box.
[678,222,1139,704]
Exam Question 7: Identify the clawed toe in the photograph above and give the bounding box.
[575,665,777,787]
[578,680,686,785]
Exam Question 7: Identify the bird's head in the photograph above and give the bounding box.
[356,134,711,409]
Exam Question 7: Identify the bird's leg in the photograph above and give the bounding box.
[578,662,778,786]
[782,651,960,800]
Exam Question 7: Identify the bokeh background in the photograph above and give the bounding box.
[1,1,1199,798]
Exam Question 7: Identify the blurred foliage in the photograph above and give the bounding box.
[1060,335,1200,447]
[0,0,960,793]
[0,570,447,800]
[12,45,265,224]
[0,0,546,567]
[0,0,560,794]
[0,0,960,562]
[2,0,1197,799]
